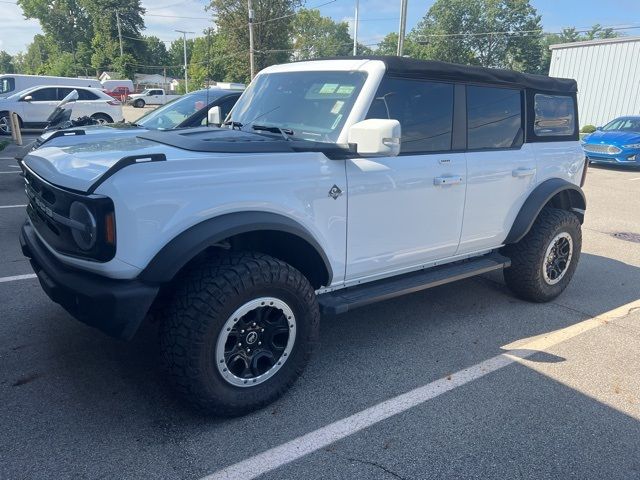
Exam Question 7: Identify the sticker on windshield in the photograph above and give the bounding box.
[331,114,343,130]
[331,100,345,115]
[336,85,355,95]
[319,83,339,94]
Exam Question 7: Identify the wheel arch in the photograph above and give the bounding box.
[505,178,586,244]
[139,211,333,289]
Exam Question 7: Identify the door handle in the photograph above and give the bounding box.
[434,176,463,186]
[512,168,536,177]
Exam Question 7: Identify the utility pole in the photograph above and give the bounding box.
[353,0,359,56]
[175,29,194,93]
[248,0,255,79]
[116,10,123,57]
[397,0,408,56]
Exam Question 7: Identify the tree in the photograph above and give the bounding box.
[376,32,426,57]
[0,51,15,74]
[188,31,230,88]
[168,38,195,78]
[142,36,170,72]
[207,0,301,83]
[411,0,543,73]
[291,9,352,60]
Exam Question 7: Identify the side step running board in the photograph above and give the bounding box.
[318,253,511,315]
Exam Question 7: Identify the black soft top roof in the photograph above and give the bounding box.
[313,56,577,93]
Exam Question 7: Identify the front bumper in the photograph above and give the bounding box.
[585,151,639,165]
[20,221,159,339]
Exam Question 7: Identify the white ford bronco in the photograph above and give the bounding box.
[20,57,587,415]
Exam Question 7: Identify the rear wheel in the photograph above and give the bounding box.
[160,251,320,416]
[90,113,113,124]
[0,112,13,135]
[502,208,582,302]
[134,99,145,108]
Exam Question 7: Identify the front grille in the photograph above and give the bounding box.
[583,144,621,154]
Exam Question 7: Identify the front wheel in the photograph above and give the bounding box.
[160,252,320,416]
[133,99,145,108]
[90,113,113,124]
[0,113,12,135]
[502,208,582,302]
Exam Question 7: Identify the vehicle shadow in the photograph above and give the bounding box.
[1,252,639,478]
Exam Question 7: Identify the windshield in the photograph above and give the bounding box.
[602,117,640,133]
[0,77,15,95]
[230,71,367,142]
[137,90,228,130]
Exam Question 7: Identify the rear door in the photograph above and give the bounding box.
[20,87,59,125]
[457,85,535,254]
[346,77,467,281]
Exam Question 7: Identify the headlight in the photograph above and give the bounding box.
[69,201,97,250]
[623,144,640,149]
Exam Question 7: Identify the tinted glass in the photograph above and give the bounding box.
[29,88,58,101]
[230,71,367,143]
[77,89,99,100]
[0,77,15,94]
[602,117,640,133]
[366,77,454,153]
[57,88,74,100]
[138,90,237,130]
[534,94,575,136]
[467,86,522,149]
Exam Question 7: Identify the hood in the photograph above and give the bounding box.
[23,135,180,192]
[39,123,145,145]
[23,127,351,193]
[584,130,640,146]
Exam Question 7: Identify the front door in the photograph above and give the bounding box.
[20,87,59,125]
[345,77,467,281]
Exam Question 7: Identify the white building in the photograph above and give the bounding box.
[549,36,640,128]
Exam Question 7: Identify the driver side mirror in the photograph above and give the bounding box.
[22,95,33,102]
[208,106,222,126]
[348,119,401,157]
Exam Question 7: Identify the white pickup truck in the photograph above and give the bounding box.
[128,88,180,108]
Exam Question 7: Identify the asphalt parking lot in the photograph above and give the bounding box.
[1,141,639,480]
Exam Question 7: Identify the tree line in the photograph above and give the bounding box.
[0,0,620,88]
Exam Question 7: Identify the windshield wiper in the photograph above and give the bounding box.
[223,120,243,130]
[252,124,294,141]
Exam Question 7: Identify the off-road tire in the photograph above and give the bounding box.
[502,208,582,302]
[133,99,145,108]
[160,251,320,416]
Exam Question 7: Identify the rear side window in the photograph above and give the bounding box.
[366,77,454,153]
[77,89,99,100]
[467,86,522,149]
[534,94,575,136]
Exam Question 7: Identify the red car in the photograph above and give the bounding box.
[104,86,130,103]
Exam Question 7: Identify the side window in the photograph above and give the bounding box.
[534,94,576,136]
[57,88,74,100]
[219,96,238,120]
[29,88,58,101]
[150,89,162,96]
[467,86,522,149]
[366,77,454,153]
[0,77,15,95]
[77,89,99,100]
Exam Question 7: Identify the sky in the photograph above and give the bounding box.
[1,0,640,56]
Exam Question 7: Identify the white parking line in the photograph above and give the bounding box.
[0,205,27,209]
[629,177,640,181]
[202,299,640,480]
[0,274,37,283]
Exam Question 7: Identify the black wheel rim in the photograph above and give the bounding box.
[216,297,296,387]
[543,232,573,285]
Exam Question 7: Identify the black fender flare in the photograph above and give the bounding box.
[139,211,333,284]
[505,178,586,244]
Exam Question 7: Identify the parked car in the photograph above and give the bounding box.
[15,88,242,162]
[128,88,180,108]
[0,74,101,99]
[0,85,123,135]
[19,57,586,416]
[104,86,131,103]
[582,116,640,167]
[102,79,134,96]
